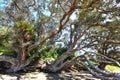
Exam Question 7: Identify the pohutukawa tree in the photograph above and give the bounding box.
[0,0,120,79]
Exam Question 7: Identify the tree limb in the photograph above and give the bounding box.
[84,55,120,78]
[0,55,18,65]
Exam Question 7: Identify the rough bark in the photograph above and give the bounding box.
[46,56,81,72]
[0,55,18,65]
[84,55,120,78]
[43,53,120,79]
[79,60,120,80]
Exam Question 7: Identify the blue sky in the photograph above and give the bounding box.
[0,0,6,11]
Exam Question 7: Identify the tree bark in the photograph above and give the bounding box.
[0,55,18,65]
[84,55,120,78]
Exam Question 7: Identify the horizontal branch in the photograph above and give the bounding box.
[0,55,18,65]
[79,60,111,80]
[104,40,120,44]
[96,53,120,67]
[84,55,120,78]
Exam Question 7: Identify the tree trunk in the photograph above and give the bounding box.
[53,50,76,67]
[18,46,27,64]
[45,55,80,72]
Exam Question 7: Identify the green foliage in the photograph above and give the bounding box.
[0,47,4,55]
[105,65,120,72]
[29,47,76,61]
[85,61,99,66]
[39,48,67,59]
[78,9,87,20]
[0,26,13,55]
[14,21,34,34]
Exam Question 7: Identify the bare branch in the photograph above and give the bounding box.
[13,0,22,11]
[79,60,110,80]
[0,55,18,65]
[57,0,66,13]
[88,51,120,67]
[27,1,76,52]
[97,53,120,67]
[101,40,120,44]
[84,55,120,78]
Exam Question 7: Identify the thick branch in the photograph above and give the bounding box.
[47,56,80,72]
[0,55,18,65]
[84,55,120,78]
[27,2,76,52]
[79,60,112,80]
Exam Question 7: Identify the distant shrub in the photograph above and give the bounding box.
[39,48,67,59]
